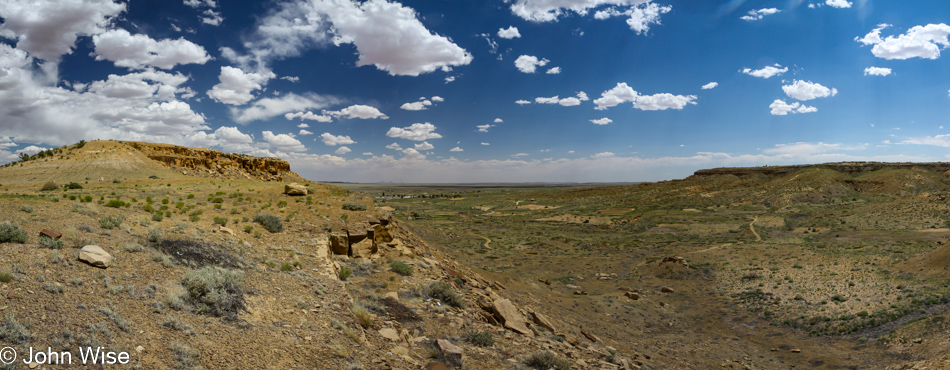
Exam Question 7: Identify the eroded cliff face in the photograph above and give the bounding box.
[123,141,305,182]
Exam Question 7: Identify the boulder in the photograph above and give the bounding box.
[491,299,533,336]
[379,328,400,342]
[530,311,557,332]
[283,183,307,196]
[660,287,674,293]
[78,245,113,268]
[347,223,373,244]
[373,224,393,244]
[39,229,62,240]
[436,339,463,366]
[424,362,450,370]
[351,238,377,259]
[329,233,349,255]
[625,292,640,300]
[581,329,601,343]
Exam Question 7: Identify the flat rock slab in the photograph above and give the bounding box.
[379,328,400,342]
[79,245,113,268]
[492,299,533,336]
[436,339,463,365]
[40,229,62,239]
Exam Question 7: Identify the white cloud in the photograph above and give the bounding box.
[856,23,950,60]
[281,76,300,82]
[592,152,615,158]
[386,122,442,141]
[740,8,780,21]
[262,131,306,153]
[741,64,788,78]
[624,2,672,34]
[782,80,838,101]
[320,132,355,146]
[450,147,463,152]
[207,66,275,105]
[200,9,223,26]
[431,96,444,102]
[335,146,351,155]
[825,0,852,8]
[385,142,402,150]
[362,152,373,156]
[91,29,211,70]
[299,129,313,135]
[546,67,562,74]
[559,97,581,106]
[515,55,549,74]
[591,117,612,125]
[401,97,442,111]
[325,104,388,119]
[515,99,532,105]
[232,93,337,123]
[577,91,589,101]
[701,82,718,89]
[535,96,560,104]
[285,111,333,122]
[476,124,495,132]
[901,134,950,147]
[0,0,126,61]
[493,118,503,123]
[183,0,216,8]
[863,67,892,76]
[593,82,696,111]
[444,76,456,84]
[515,1,670,35]
[414,141,434,151]
[512,153,529,157]
[400,148,425,160]
[481,142,490,146]
[498,26,521,39]
[768,99,818,115]
[763,142,866,155]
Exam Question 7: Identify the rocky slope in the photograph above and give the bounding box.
[692,161,950,178]
[122,141,304,182]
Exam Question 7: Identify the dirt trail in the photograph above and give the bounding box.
[750,217,761,241]
[482,236,492,249]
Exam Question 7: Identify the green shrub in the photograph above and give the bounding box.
[213,217,228,226]
[19,206,32,213]
[338,266,352,281]
[41,181,58,191]
[147,228,162,243]
[243,225,253,233]
[68,195,77,200]
[277,200,287,208]
[525,351,572,370]
[84,195,93,202]
[188,215,200,222]
[152,213,163,222]
[390,261,413,276]
[39,236,64,249]
[124,243,144,253]
[280,262,294,272]
[99,216,124,229]
[342,202,367,211]
[463,330,494,347]
[180,266,246,318]
[187,194,195,199]
[211,197,224,204]
[253,214,283,233]
[161,198,169,204]
[66,182,83,189]
[106,199,127,208]
[0,222,28,243]
[425,281,464,308]
[0,272,13,283]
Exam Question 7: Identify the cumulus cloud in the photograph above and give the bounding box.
[901,134,950,147]
[781,80,838,101]
[740,8,780,21]
[207,66,275,105]
[450,146,463,152]
[515,1,670,34]
[386,122,442,141]
[444,76,456,83]
[593,82,697,111]
[0,0,126,62]
[856,23,950,60]
[864,67,892,76]
[701,82,718,89]
[400,148,425,160]
[431,96,444,103]
[590,117,612,125]
[769,99,817,115]
[514,55,549,73]
[232,93,338,123]
[285,111,333,122]
[262,131,306,152]
[515,99,532,105]
[493,118,503,123]
[335,146,351,155]
[825,0,852,8]
[558,97,581,106]
[741,64,788,78]
[414,141,434,151]
[401,97,441,111]
[536,96,560,104]
[385,142,402,150]
[592,152,615,158]
[763,142,865,155]
[281,76,299,82]
[91,29,211,70]
[299,129,313,135]
[200,9,224,25]
[325,104,388,119]
[476,124,495,132]
[498,26,521,39]
[320,133,356,146]
[481,142,490,146]
[546,67,562,74]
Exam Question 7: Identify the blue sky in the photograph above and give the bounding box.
[1,0,949,182]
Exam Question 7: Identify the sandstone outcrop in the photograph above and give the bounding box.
[123,141,304,182]
[284,183,307,195]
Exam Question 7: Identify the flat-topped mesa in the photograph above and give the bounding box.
[691,162,950,179]
[122,141,305,182]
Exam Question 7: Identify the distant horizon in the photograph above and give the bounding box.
[2,1,949,183]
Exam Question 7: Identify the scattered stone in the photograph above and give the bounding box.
[538,278,551,285]
[424,362,450,370]
[437,339,463,365]
[218,227,234,235]
[662,256,689,267]
[284,183,307,195]
[566,284,582,289]
[624,292,640,300]
[660,287,674,293]
[78,245,113,268]
[40,229,62,239]
[790,348,801,353]
[379,328,400,342]
[913,338,923,344]
[384,291,399,300]
[531,311,557,332]
[581,329,601,343]
[391,345,409,356]
[136,346,145,353]
[491,299,533,336]
[573,291,588,296]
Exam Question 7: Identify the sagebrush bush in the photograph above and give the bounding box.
[66,182,83,189]
[19,206,32,213]
[525,351,572,370]
[341,202,367,211]
[39,236,64,249]
[0,222,28,243]
[0,314,33,344]
[99,216,124,229]
[213,217,228,226]
[106,199,126,208]
[338,265,352,281]
[425,281,464,308]
[253,214,283,233]
[390,260,413,276]
[463,330,494,347]
[40,181,58,191]
[181,266,245,318]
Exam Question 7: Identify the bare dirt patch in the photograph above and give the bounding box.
[517,204,559,210]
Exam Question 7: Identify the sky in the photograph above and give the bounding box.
[1,0,949,183]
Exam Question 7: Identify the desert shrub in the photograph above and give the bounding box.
[169,341,200,369]
[424,281,464,308]
[280,262,293,272]
[342,202,367,211]
[0,222,28,243]
[99,216,124,229]
[188,215,200,222]
[124,243,144,253]
[152,213,163,222]
[106,199,127,208]
[526,351,572,370]
[66,182,83,189]
[19,206,32,213]
[243,226,253,233]
[0,272,13,283]
[463,330,494,347]
[253,214,283,233]
[277,200,287,208]
[213,217,228,226]
[39,236,64,249]
[0,314,33,344]
[211,197,224,204]
[161,198,169,204]
[350,304,372,328]
[390,260,413,276]
[84,195,92,202]
[180,266,245,318]
[41,181,58,191]
[75,140,86,149]
[338,265,352,281]
[69,195,77,200]
[43,282,64,294]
